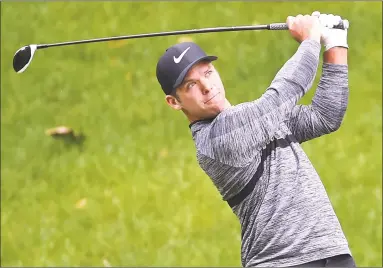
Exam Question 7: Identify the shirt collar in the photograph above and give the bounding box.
[189,118,215,136]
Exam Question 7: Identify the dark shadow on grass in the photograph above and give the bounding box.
[50,132,86,151]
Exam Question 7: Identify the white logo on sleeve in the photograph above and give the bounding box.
[173,47,191,63]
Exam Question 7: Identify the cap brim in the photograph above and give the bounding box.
[173,55,218,90]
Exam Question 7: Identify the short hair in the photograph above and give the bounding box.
[170,88,181,102]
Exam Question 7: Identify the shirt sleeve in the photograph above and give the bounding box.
[209,39,321,164]
[284,63,349,143]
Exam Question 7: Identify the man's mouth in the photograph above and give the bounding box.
[204,92,220,104]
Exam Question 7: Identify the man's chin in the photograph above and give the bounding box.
[207,104,226,116]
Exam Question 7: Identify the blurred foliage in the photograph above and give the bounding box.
[1,2,382,267]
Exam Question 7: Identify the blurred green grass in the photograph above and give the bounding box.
[1,2,381,267]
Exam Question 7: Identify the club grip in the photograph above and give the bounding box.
[269,19,349,30]
[269,23,289,30]
[333,19,349,30]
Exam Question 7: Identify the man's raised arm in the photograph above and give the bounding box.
[285,12,349,143]
[211,15,322,157]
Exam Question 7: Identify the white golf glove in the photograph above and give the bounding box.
[312,11,349,51]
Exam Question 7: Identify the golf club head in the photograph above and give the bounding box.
[13,45,37,73]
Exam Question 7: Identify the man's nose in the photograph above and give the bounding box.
[200,77,212,94]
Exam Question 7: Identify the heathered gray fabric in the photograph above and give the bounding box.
[189,39,351,267]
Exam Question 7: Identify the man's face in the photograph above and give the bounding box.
[165,60,228,122]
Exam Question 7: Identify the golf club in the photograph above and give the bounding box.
[13,20,349,74]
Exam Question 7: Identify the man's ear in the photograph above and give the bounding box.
[165,95,182,110]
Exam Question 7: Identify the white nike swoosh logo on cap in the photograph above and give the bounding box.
[173,47,191,64]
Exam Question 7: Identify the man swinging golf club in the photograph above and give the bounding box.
[156,11,355,267]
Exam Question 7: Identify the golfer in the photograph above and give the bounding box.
[156,11,355,267]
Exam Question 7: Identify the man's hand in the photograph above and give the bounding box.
[312,11,349,51]
[286,14,321,44]
[312,11,348,64]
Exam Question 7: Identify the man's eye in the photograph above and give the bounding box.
[206,70,213,77]
[187,82,196,89]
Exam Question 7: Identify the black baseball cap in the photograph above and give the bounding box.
[156,42,218,95]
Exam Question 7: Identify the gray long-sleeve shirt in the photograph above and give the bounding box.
[189,39,351,267]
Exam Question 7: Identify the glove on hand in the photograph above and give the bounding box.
[312,11,349,51]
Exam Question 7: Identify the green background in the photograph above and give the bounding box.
[1,1,382,267]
